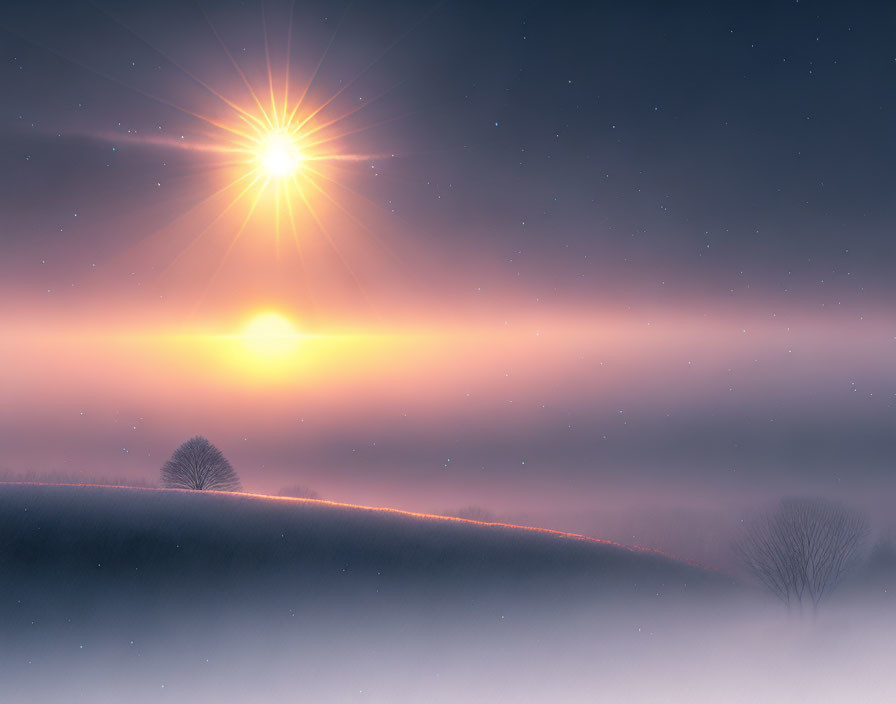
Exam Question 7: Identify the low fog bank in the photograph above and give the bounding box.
[1,485,894,702]
[3,591,895,703]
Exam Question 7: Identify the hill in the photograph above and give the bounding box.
[18,484,880,704]
[0,483,725,610]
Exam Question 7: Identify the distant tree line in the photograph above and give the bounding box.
[0,469,156,488]
[277,485,322,500]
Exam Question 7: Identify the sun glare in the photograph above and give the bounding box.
[242,312,300,356]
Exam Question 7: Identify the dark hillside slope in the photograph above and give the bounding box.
[0,484,727,617]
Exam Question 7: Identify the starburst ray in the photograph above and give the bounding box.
[289,2,439,135]
[273,179,282,256]
[283,177,304,260]
[301,113,411,152]
[97,132,253,155]
[283,2,352,127]
[10,27,261,144]
[281,0,296,119]
[296,80,406,143]
[301,173,400,262]
[98,162,260,273]
[198,3,276,130]
[158,170,265,280]
[89,2,272,135]
[261,2,280,126]
[295,178,374,309]
[282,184,323,315]
[195,175,271,305]
[301,162,397,220]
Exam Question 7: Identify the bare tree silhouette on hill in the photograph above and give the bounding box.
[160,436,241,492]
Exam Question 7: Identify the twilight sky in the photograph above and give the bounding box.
[1,0,895,517]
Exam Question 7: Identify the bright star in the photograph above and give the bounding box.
[258,130,304,178]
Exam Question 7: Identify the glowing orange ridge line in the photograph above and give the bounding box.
[0,482,718,571]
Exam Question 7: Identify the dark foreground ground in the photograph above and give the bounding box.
[0,484,891,703]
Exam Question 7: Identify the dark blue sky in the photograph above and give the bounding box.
[4,0,895,304]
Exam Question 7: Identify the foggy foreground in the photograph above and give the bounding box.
[0,485,892,703]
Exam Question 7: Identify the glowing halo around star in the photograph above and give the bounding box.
[172,50,391,277]
[241,311,301,357]
[87,3,401,299]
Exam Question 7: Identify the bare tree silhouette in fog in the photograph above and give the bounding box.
[160,436,241,492]
[733,498,869,614]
